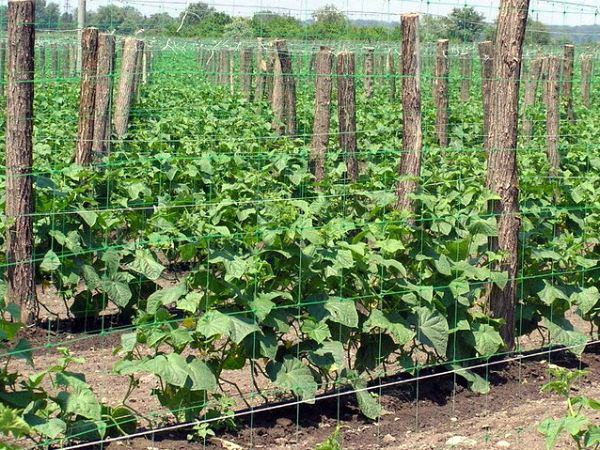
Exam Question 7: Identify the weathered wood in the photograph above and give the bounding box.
[254,39,266,101]
[51,42,58,78]
[6,0,37,324]
[229,48,235,95]
[219,48,228,85]
[62,44,70,78]
[309,46,333,182]
[75,27,99,166]
[132,40,144,103]
[364,47,374,99]
[270,39,296,136]
[459,52,471,102]
[92,33,115,157]
[271,42,285,135]
[487,0,529,350]
[434,39,449,148]
[395,13,422,213]
[38,44,45,86]
[240,46,253,100]
[387,49,396,101]
[266,46,275,104]
[336,51,358,182]
[113,37,141,139]
[563,44,575,123]
[581,54,594,108]
[478,41,494,150]
[521,55,542,140]
[545,55,561,175]
[0,41,5,97]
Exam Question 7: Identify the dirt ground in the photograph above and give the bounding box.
[15,319,600,450]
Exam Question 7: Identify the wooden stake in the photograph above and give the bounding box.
[563,44,575,123]
[545,55,561,175]
[271,39,297,136]
[113,37,141,139]
[254,39,265,102]
[6,0,37,324]
[337,51,358,182]
[38,44,45,86]
[387,49,396,101]
[92,33,115,158]
[0,41,5,98]
[487,0,529,351]
[459,52,471,102]
[62,44,70,78]
[395,13,422,212]
[240,47,253,100]
[51,42,58,78]
[364,47,374,99]
[434,39,449,148]
[310,46,333,182]
[581,54,594,108]
[478,41,494,150]
[75,27,99,166]
[521,55,542,141]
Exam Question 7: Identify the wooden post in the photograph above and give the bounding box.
[218,48,228,85]
[266,46,275,104]
[387,49,396,101]
[75,27,99,166]
[229,48,235,95]
[92,33,115,158]
[310,46,333,182]
[240,47,253,101]
[487,0,529,351]
[581,54,594,108]
[364,47,374,99]
[38,44,45,86]
[6,0,37,324]
[521,55,542,141]
[395,13,422,212]
[271,39,296,136]
[132,40,144,103]
[478,41,495,150]
[459,52,471,102]
[51,43,58,78]
[563,44,575,123]
[271,43,285,135]
[254,39,265,102]
[434,39,449,148]
[113,37,141,139]
[545,55,561,175]
[337,51,358,182]
[0,41,5,98]
[61,45,70,78]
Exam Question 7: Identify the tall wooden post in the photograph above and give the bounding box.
[51,42,58,78]
[75,27,99,166]
[0,41,6,98]
[254,38,265,102]
[310,46,333,182]
[92,33,116,157]
[113,37,141,139]
[271,39,296,137]
[337,51,358,182]
[434,39,449,148]
[364,47,374,99]
[563,44,575,123]
[521,56,542,141]
[6,0,37,324]
[487,0,529,350]
[478,41,494,150]
[545,56,561,175]
[62,44,70,78]
[581,54,594,108]
[395,13,422,213]
[240,46,253,101]
[387,49,396,101]
[459,52,471,102]
[38,44,45,86]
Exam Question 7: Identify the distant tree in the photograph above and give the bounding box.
[525,19,552,45]
[59,11,74,28]
[442,7,485,42]
[144,13,176,34]
[179,2,214,27]
[88,5,144,33]
[420,14,446,42]
[36,0,61,29]
[224,18,253,39]
[312,4,347,26]
[251,11,303,37]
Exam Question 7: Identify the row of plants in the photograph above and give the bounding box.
[0,49,599,446]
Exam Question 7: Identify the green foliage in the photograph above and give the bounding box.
[538,365,600,449]
[314,426,344,450]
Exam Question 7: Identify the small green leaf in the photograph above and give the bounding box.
[40,250,60,273]
[266,356,317,403]
[127,249,165,281]
[414,306,449,355]
[324,297,358,328]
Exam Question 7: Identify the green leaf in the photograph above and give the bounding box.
[573,286,600,316]
[448,364,490,394]
[101,249,121,276]
[308,341,344,371]
[301,319,331,344]
[78,211,97,227]
[24,415,66,439]
[538,418,563,449]
[353,378,381,420]
[562,415,588,435]
[56,386,102,421]
[127,249,165,281]
[584,426,600,447]
[414,306,449,355]
[363,309,415,345]
[100,279,132,308]
[146,283,187,314]
[40,250,60,273]
[543,317,587,356]
[12,339,33,367]
[82,265,101,291]
[468,218,497,237]
[120,333,137,353]
[196,311,259,345]
[537,280,569,306]
[324,297,358,328]
[266,356,317,403]
[472,323,504,357]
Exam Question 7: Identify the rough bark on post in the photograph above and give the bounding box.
[434,39,449,148]
[240,47,253,101]
[0,41,5,97]
[271,43,285,135]
[563,44,575,123]
[229,49,235,95]
[387,49,396,101]
[395,13,422,213]
[364,47,374,99]
[132,40,144,103]
[70,44,77,76]
[75,27,99,166]
[92,33,115,158]
[486,0,529,351]
[478,41,495,150]
[254,39,265,102]
[219,48,228,85]
[51,42,58,78]
[38,44,45,86]
[113,37,141,139]
[337,51,358,182]
[61,45,70,78]
[266,47,275,104]
[6,0,37,324]
[459,52,471,102]
[521,55,542,140]
[309,46,333,182]
[545,55,561,175]
[581,54,594,108]
[271,39,297,136]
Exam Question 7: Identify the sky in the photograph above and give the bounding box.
[79,0,600,26]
